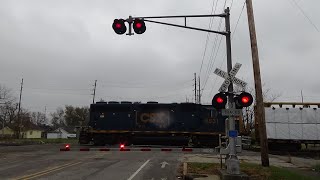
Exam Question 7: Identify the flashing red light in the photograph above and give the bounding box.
[241,96,250,104]
[65,144,70,148]
[217,97,224,103]
[212,92,227,109]
[235,92,253,108]
[115,23,122,29]
[112,19,127,35]
[120,144,125,149]
[133,19,146,34]
[135,23,142,28]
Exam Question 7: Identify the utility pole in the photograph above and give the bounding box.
[246,0,269,167]
[194,73,197,103]
[18,78,23,139]
[92,80,97,104]
[301,90,304,103]
[1,115,4,136]
[198,76,201,104]
[44,106,47,124]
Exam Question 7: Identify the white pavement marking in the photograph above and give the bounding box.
[127,159,150,180]
[160,161,169,168]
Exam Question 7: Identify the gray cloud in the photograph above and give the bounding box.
[0,0,319,113]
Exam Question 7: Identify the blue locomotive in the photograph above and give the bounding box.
[79,101,241,147]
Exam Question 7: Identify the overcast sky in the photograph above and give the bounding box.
[0,0,319,114]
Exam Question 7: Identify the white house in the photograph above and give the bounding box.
[47,127,76,139]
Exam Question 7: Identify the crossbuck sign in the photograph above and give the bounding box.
[214,63,247,92]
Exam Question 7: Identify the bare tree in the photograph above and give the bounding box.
[31,112,46,125]
[235,83,281,135]
[50,107,65,129]
[0,85,17,129]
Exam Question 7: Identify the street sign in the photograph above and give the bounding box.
[213,63,247,92]
[219,80,230,92]
[232,77,247,88]
[228,63,241,78]
[214,68,228,79]
[221,109,242,116]
[229,130,238,138]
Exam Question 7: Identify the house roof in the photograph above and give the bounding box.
[64,126,77,133]
[38,124,54,132]
[0,126,14,131]
[25,123,43,131]
[50,127,77,134]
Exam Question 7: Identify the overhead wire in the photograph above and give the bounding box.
[201,0,228,93]
[99,79,193,89]
[24,87,90,91]
[199,0,219,75]
[290,0,319,32]
[202,0,228,85]
[208,0,246,100]
[204,0,234,89]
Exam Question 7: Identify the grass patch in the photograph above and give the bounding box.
[268,166,317,180]
[187,162,220,175]
[312,164,320,172]
[1,138,78,145]
[187,162,318,180]
[240,163,318,180]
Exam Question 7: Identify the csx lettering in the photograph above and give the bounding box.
[140,112,169,128]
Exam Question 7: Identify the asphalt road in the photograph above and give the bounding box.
[0,144,187,180]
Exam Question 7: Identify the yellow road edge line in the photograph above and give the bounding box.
[13,161,81,180]
[23,162,82,180]
[12,151,109,180]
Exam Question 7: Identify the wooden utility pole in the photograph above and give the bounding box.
[194,73,197,103]
[92,80,97,104]
[198,76,201,104]
[44,106,47,124]
[18,78,23,139]
[246,0,269,166]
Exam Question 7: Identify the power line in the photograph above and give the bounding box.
[205,30,224,86]
[232,1,246,39]
[201,0,228,92]
[199,0,219,75]
[290,0,319,32]
[99,79,193,89]
[24,87,91,91]
[26,91,90,96]
[207,0,246,99]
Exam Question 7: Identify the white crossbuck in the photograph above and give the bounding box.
[214,63,247,92]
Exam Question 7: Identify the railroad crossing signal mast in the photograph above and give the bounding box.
[112,8,248,175]
[212,63,253,174]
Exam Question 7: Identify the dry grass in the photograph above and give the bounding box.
[185,162,318,180]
